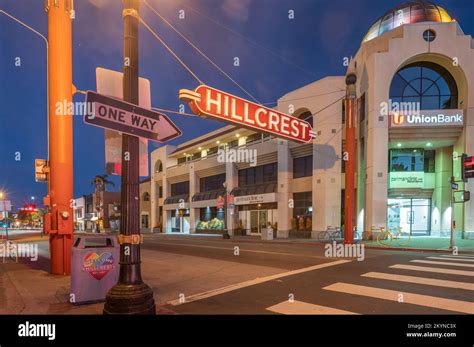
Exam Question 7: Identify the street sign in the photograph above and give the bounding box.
[179,85,315,144]
[451,182,459,190]
[84,91,182,142]
[35,159,48,182]
[0,200,12,212]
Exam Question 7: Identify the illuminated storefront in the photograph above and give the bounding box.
[149,1,474,241]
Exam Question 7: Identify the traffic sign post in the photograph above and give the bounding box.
[179,84,315,144]
[84,91,182,143]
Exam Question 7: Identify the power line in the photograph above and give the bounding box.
[178,0,320,79]
[143,0,260,104]
[263,89,345,106]
[140,17,204,85]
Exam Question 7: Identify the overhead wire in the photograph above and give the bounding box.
[143,0,261,104]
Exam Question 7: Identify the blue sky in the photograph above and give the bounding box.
[0,0,473,209]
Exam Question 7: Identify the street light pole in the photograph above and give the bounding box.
[104,0,155,315]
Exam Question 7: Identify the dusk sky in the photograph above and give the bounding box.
[1,0,473,209]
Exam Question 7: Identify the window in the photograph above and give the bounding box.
[293,156,312,178]
[143,192,150,202]
[200,174,226,192]
[423,29,436,42]
[177,157,187,165]
[159,186,163,198]
[424,150,435,173]
[389,149,427,172]
[171,181,189,196]
[154,160,163,173]
[238,163,277,187]
[390,62,458,110]
[359,93,366,122]
[297,111,313,128]
[293,192,312,232]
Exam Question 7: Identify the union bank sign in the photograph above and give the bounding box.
[390,110,464,128]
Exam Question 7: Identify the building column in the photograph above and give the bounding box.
[277,139,292,238]
[189,164,198,233]
[162,173,170,234]
[150,177,156,233]
[364,126,388,234]
[431,147,453,237]
[225,161,238,235]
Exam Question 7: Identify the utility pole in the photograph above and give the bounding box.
[104,0,156,315]
[45,0,74,275]
[344,73,357,244]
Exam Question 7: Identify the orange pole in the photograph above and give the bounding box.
[46,0,74,275]
[344,95,356,244]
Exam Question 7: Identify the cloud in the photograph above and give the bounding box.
[221,0,252,22]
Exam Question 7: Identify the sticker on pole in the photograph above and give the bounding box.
[179,84,315,144]
[84,91,182,142]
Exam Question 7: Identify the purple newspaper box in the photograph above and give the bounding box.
[70,233,120,304]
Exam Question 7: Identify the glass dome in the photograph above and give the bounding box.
[362,1,452,43]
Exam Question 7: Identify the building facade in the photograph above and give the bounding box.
[149,1,474,240]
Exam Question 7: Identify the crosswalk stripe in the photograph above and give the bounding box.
[167,259,351,306]
[362,272,474,291]
[266,300,357,315]
[439,254,474,260]
[411,259,474,268]
[390,264,474,277]
[427,256,474,263]
[323,283,474,314]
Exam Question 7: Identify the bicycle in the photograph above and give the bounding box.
[376,226,411,246]
[318,226,342,242]
[390,226,411,246]
[375,226,391,246]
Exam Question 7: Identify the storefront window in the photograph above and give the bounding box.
[196,207,224,231]
[292,192,312,231]
[389,149,424,172]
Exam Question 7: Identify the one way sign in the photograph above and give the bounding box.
[84,91,182,142]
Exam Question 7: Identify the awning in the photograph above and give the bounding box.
[164,194,189,205]
[192,189,225,202]
[231,183,277,196]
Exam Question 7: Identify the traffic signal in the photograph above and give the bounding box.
[462,154,474,182]
[23,203,37,212]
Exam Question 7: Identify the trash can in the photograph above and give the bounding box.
[261,227,274,241]
[70,233,120,304]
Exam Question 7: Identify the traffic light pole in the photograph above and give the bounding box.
[344,73,357,245]
[104,0,156,315]
[46,0,74,275]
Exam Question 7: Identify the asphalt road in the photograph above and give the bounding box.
[140,235,474,314]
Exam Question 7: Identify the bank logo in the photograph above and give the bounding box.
[392,113,405,125]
